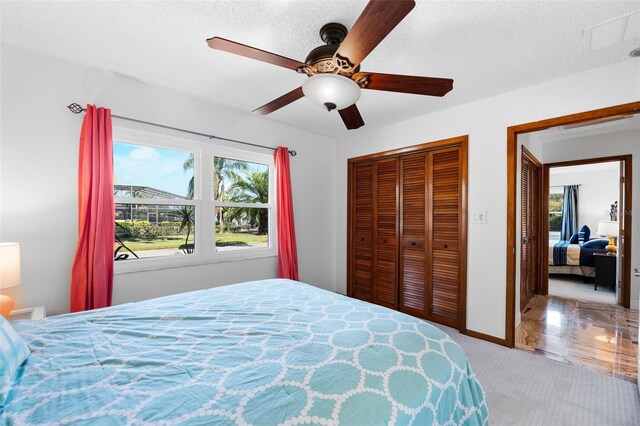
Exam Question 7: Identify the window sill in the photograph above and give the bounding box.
[114,249,277,275]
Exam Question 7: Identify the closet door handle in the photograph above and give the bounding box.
[443,244,448,249]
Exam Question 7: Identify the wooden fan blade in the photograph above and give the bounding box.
[333,0,415,73]
[253,87,304,115]
[353,72,453,97]
[338,104,365,130]
[207,37,306,71]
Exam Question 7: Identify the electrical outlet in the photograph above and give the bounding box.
[473,210,487,224]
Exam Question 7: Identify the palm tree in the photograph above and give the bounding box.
[213,158,247,232]
[183,155,195,199]
[174,206,194,254]
[182,156,247,233]
[227,169,269,235]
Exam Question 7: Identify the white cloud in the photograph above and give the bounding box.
[129,146,161,161]
[115,148,183,177]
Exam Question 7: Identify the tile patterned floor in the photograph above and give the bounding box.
[516,295,638,382]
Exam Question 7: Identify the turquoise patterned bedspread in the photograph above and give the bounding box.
[2,279,487,425]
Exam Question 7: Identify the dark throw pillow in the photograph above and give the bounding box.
[582,238,609,249]
[579,225,591,242]
[569,233,579,244]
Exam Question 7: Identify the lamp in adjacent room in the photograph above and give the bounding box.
[0,242,21,317]
[596,221,619,254]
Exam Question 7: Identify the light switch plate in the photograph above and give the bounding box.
[473,210,487,224]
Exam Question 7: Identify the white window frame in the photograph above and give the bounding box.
[113,127,277,274]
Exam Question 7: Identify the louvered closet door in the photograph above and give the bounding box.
[427,147,462,328]
[521,160,530,311]
[374,158,399,308]
[530,165,540,302]
[521,154,539,311]
[399,153,427,317]
[351,162,374,301]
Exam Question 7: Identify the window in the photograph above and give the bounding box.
[549,192,564,233]
[213,158,270,252]
[113,128,275,271]
[114,142,197,260]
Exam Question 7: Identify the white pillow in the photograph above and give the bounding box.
[0,315,30,407]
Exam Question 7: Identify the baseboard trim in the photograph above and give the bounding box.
[463,329,509,347]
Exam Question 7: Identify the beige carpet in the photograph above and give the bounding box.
[549,275,616,305]
[436,324,640,425]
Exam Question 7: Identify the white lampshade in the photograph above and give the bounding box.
[0,242,21,289]
[302,74,361,111]
[596,220,619,237]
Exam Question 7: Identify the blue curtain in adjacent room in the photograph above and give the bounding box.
[560,185,579,241]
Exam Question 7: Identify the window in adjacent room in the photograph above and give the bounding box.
[549,189,564,238]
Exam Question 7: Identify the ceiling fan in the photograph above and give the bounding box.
[206,0,453,130]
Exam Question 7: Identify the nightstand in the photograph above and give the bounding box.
[594,253,616,291]
[7,305,46,321]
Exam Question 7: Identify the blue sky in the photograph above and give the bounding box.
[113,141,192,198]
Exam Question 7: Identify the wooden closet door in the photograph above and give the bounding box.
[521,153,540,311]
[399,153,427,317]
[530,165,540,301]
[350,162,374,301]
[521,159,531,311]
[374,158,399,308]
[427,147,462,328]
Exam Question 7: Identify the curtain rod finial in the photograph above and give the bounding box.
[67,103,84,114]
[289,150,297,157]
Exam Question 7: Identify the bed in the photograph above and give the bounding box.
[1,279,488,425]
[548,240,608,277]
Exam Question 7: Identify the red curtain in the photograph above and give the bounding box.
[70,105,115,312]
[274,147,299,281]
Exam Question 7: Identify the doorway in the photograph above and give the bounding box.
[506,102,640,382]
[542,157,631,307]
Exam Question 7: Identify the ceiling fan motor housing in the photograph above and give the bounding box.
[304,23,359,76]
[320,23,347,45]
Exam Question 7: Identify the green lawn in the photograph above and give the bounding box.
[120,231,267,251]
[216,231,268,245]
[121,235,194,252]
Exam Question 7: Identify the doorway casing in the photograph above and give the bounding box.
[541,156,632,302]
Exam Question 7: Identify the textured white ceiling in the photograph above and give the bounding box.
[535,112,640,143]
[550,162,620,175]
[1,0,639,137]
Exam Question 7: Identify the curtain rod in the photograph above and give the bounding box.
[550,184,582,188]
[66,103,296,156]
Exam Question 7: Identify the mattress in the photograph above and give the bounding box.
[2,279,488,425]
[549,241,581,266]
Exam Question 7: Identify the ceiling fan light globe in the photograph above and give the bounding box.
[302,74,361,111]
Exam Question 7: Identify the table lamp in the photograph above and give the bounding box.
[0,242,21,317]
[596,221,619,254]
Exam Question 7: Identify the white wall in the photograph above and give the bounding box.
[0,44,338,315]
[549,165,619,240]
[521,134,543,161]
[335,58,640,339]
